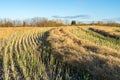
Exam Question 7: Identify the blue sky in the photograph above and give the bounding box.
[0,0,120,22]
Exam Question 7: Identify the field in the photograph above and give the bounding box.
[0,26,120,80]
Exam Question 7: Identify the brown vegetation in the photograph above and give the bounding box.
[0,26,120,80]
[1,18,120,27]
[0,18,64,27]
[0,27,52,39]
[47,27,120,80]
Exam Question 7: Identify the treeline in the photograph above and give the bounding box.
[0,18,120,27]
[0,18,64,27]
[76,21,120,27]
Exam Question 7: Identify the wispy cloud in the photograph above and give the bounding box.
[52,15,90,19]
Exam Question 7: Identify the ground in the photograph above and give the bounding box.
[0,26,120,80]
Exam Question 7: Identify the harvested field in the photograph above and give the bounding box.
[0,26,120,80]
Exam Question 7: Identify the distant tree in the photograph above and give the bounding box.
[23,21,27,27]
[77,21,87,26]
[0,17,64,27]
[97,21,104,26]
[106,21,117,26]
[77,21,82,25]
[71,20,76,25]
[4,21,13,27]
[65,19,69,26]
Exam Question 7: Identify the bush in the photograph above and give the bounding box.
[71,20,76,25]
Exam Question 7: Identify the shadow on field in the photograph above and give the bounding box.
[38,30,94,80]
[0,55,3,80]
[41,27,120,80]
[89,28,120,39]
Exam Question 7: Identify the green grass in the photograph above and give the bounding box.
[71,27,120,51]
